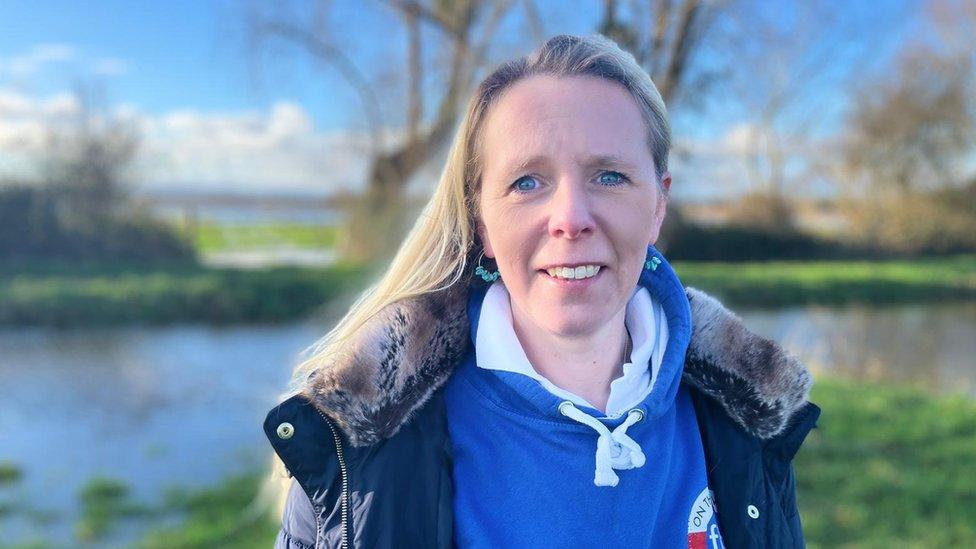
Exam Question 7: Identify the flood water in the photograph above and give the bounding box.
[1,301,974,546]
[0,320,331,546]
[740,301,976,396]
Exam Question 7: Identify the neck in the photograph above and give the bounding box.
[509,298,630,413]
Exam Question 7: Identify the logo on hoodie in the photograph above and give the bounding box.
[687,487,723,549]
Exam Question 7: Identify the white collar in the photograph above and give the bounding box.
[474,282,669,418]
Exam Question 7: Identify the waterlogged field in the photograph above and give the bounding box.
[3,377,971,547]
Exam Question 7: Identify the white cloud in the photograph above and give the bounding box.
[0,88,761,198]
[0,90,82,152]
[40,93,80,117]
[92,57,129,76]
[0,91,370,193]
[32,43,76,62]
[268,102,313,140]
[0,43,77,79]
[669,120,843,202]
[721,123,759,156]
[0,90,33,116]
[1,43,132,85]
[8,86,826,200]
[133,101,375,193]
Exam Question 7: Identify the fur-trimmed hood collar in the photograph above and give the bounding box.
[301,253,813,448]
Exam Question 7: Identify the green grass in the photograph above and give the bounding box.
[0,260,367,326]
[798,378,976,547]
[75,477,150,542]
[674,255,976,307]
[134,472,278,549]
[192,222,340,253]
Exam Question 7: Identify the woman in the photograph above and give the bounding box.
[264,34,820,548]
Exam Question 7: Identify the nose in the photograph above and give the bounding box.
[547,179,595,239]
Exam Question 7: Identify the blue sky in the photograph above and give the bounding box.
[0,1,282,114]
[0,1,920,199]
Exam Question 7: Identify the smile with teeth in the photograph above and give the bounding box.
[545,265,602,280]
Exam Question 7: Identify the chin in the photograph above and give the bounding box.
[540,314,605,338]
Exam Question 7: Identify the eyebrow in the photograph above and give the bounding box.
[502,154,639,176]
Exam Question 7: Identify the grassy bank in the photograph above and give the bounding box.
[0,260,367,326]
[674,255,976,307]
[798,378,976,546]
[1,256,973,326]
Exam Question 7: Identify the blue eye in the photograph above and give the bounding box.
[597,171,628,186]
[512,175,539,193]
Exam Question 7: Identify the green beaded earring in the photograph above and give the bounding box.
[644,256,661,271]
[474,250,500,282]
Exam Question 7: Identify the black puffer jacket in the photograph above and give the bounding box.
[265,285,820,548]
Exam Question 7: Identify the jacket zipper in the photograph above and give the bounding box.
[318,409,351,549]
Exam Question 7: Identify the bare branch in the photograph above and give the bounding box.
[380,0,462,38]
[647,0,671,76]
[255,18,386,158]
[658,0,702,102]
[403,6,423,145]
[522,0,546,44]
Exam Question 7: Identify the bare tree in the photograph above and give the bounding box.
[598,0,728,105]
[247,0,519,261]
[846,53,974,195]
[709,0,908,233]
[845,1,975,196]
[42,81,140,222]
[839,0,976,254]
[246,0,742,262]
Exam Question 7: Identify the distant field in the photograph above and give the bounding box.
[191,222,341,252]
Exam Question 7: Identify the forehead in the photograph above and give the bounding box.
[480,74,651,175]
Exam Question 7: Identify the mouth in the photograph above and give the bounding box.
[538,264,605,285]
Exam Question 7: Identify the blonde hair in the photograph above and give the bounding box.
[264,32,672,518]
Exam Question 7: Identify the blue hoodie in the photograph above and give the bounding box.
[444,246,725,548]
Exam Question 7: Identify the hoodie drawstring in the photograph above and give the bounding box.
[558,401,646,487]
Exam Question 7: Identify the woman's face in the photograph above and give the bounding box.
[477,74,671,338]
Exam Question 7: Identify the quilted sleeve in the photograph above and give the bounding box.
[275,479,317,549]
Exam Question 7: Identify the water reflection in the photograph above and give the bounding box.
[740,302,976,396]
[0,321,332,545]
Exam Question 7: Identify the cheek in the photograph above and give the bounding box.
[481,200,536,256]
[606,193,658,241]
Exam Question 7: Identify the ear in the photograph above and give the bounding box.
[659,170,672,196]
[650,171,671,243]
[476,218,495,258]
